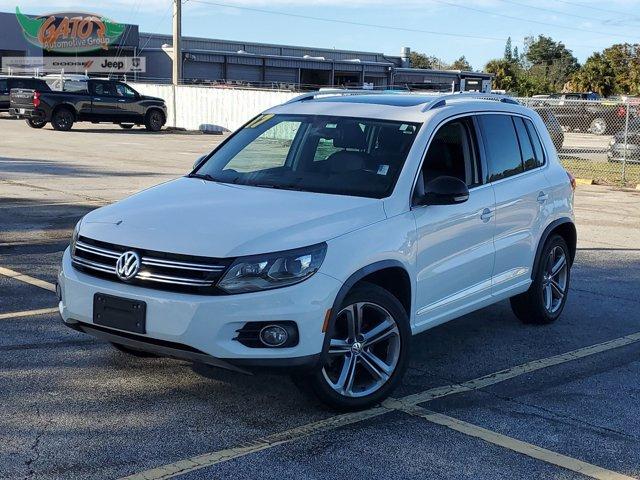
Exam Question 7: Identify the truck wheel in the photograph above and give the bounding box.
[144,110,164,132]
[26,118,46,129]
[510,235,571,324]
[293,282,410,411]
[589,118,607,135]
[120,123,134,129]
[51,108,74,131]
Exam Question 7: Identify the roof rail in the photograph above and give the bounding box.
[422,92,519,112]
[283,89,402,105]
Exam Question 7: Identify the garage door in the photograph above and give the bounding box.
[184,61,224,80]
[227,64,262,82]
[265,67,298,83]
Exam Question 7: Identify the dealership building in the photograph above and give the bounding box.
[0,10,492,91]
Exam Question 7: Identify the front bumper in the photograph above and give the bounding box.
[58,248,341,371]
[608,144,640,163]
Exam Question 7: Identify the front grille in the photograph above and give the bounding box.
[72,236,234,294]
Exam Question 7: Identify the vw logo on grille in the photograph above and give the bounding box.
[115,251,141,281]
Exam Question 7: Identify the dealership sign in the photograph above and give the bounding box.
[15,7,126,52]
[2,57,146,74]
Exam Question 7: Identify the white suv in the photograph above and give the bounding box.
[58,91,576,410]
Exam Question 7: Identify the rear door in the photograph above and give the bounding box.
[0,79,9,109]
[477,113,551,297]
[89,81,120,119]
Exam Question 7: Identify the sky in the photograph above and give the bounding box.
[3,0,640,70]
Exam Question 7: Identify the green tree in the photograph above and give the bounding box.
[484,58,520,92]
[524,35,579,91]
[450,56,473,71]
[504,37,514,62]
[570,53,617,96]
[409,51,446,69]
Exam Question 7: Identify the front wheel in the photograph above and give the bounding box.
[295,282,410,411]
[26,118,46,129]
[589,117,607,135]
[144,110,164,132]
[511,235,571,324]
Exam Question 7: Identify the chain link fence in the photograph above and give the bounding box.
[517,97,640,185]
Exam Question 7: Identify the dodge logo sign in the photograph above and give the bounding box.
[115,251,141,281]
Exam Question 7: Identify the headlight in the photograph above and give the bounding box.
[218,243,327,294]
[70,218,82,255]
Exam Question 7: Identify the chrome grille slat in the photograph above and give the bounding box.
[72,257,117,274]
[141,257,225,272]
[75,241,121,259]
[137,272,213,287]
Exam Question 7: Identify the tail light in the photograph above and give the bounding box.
[33,91,40,108]
[616,106,626,117]
[566,170,576,191]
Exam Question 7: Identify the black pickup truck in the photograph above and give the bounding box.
[0,76,48,111]
[9,79,167,131]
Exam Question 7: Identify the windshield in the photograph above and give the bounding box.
[193,114,421,199]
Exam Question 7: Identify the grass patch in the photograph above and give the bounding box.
[559,156,640,185]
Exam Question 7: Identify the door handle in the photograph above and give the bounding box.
[94,97,101,101]
[480,208,493,223]
[537,191,549,203]
[118,99,126,102]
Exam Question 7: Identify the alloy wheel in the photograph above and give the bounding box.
[542,245,568,314]
[322,302,401,398]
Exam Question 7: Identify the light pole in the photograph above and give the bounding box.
[172,0,182,86]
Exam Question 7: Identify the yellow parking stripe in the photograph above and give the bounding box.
[121,331,640,480]
[398,404,636,480]
[119,406,390,480]
[0,266,56,292]
[0,307,58,320]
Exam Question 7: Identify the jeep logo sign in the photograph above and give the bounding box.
[1,56,146,74]
[15,6,125,53]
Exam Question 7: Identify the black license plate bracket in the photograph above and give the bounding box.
[93,293,146,334]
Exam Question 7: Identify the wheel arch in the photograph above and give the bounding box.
[318,260,412,368]
[145,106,166,123]
[532,218,577,279]
[52,103,77,119]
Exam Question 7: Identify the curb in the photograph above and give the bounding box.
[574,178,594,185]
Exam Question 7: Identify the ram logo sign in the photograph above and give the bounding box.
[15,6,126,53]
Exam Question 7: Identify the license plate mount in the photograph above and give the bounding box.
[93,293,146,334]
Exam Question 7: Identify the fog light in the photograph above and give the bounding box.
[259,325,289,347]
[55,282,62,301]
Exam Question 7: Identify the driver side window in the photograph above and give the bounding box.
[417,117,480,197]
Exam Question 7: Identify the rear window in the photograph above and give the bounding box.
[513,117,538,170]
[478,114,523,182]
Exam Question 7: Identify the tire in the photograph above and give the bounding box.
[510,235,571,324]
[111,342,158,358]
[26,118,46,129]
[295,282,410,411]
[589,117,607,135]
[51,108,74,131]
[144,109,164,132]
[120,123,134,129]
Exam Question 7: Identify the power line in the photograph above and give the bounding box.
[429,0,640,42]
[187,0,507,42]
[553,0,640,18]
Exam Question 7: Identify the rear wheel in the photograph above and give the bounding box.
[120,123,134,129]
[26,118,46,129]
[295,282,410,410]
[144,110,164,132]
[111,342,158,358]
[51,108,74,131]
[511,235,571,324]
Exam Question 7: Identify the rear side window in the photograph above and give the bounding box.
[478,114,523,182]
[524,119,545,168]
[0,80,7,93]
[513,117,538,170]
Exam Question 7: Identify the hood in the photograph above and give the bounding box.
[80,177,386,258]
[141,95,164,103]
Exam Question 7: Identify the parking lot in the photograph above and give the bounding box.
[1,117,640,479]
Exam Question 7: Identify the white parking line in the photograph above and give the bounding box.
[396,404,637,480]
[121,331,640,480]
[0,266,56,292]
[0,307,58,320]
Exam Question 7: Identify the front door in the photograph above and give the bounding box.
[413,116,496,330]
[89,81,120,119]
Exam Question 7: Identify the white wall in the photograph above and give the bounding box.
[130,83,298,132]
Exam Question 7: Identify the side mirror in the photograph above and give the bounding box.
[417,175,469,206]
[192,155,207,170]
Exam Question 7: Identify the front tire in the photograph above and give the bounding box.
[511,235,571,324]
[296,282,410,411]
[589,117,607,135]
[144,110,164,132]
[51,108,74,131]
[26,118,46,129]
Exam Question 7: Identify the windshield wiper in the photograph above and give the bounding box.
[187,172,219,182]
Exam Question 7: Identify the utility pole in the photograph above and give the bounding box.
[172,0,182,85]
